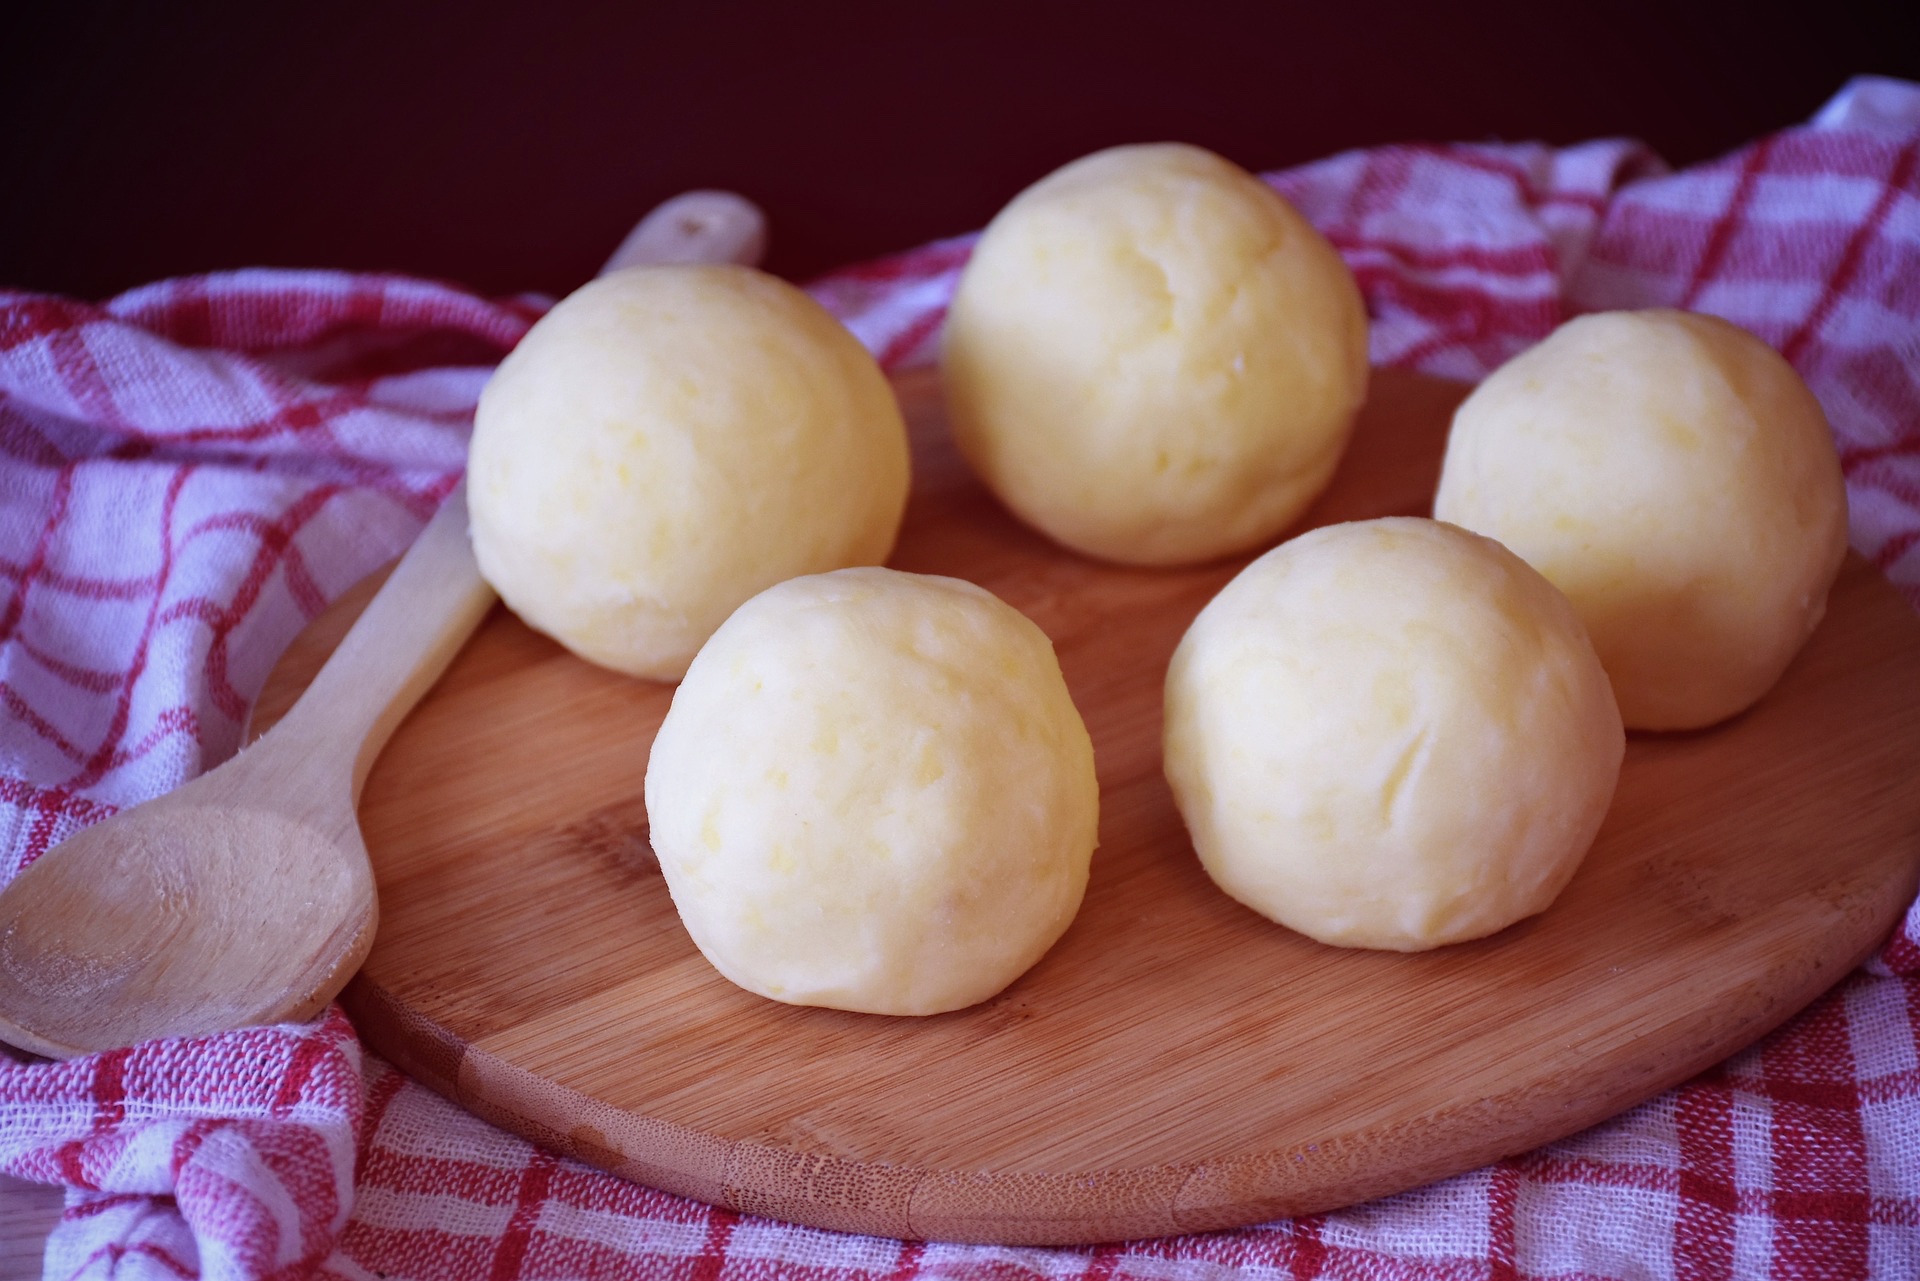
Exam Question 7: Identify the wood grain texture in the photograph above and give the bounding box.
[256,366,1920,1244]
[0,1177,61,1278]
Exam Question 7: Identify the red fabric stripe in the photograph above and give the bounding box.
[15,641,123,694]
[0,777,115,875]
[1842,432,1920,471]
[1870,1196,1920,1227]
[0,776,113,818]
[883,1240,925,1281]
[131,1241,199,1280]
[1,700,198,785]
[45,326,131,431]
[1878,923,1920,976]
[1,679,91,764]
[67,1241,130,1278]
[1678,136,1777,309]
[1815,335,1920,437]
[165,278,216,351]
[1327,228,1558,277]
[1875,527,1920,575]
[1423,145,1608,213]
[876,305,947,371]
[1360,258,1557,314]
[484,1148,559,1281]
[533,1160,711,1222]
[1486,1163,1521,1281]
[1332,146,1408,233]
[175,1161,285,1279]
[0,556,162,602]
[1518,1152,1679,1191]
[170,1118,233,1180]
[1673,1078,1738,1281]
[350,1150,530,1202]
[199,484,344,723]
[1781,139,1920,365]
[1765,998,1872,1278]
[93,704,202,775]
[57,1192,147,1221]
[61,467,193,791]
[0,406,82,468]
[52,1046,133,1191]
[271,1027,339,1119]
[1079,1242,1120,1281]
[687,1206,741,1281]
[1907,977,1920,1115]
[156,391,368,449]
[1857,471,1920,526]
[91,1047,129,1132]
[102,273,536,353]
[355,1065,408,1172]
[283,542,329,618]
[23,779,85,871]
[1752,1074,1871,1111]
[0,295,107,355]
[0,464,77,646]
[1286,1213,1328,1281]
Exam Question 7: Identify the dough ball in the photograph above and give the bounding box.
[1163,518,1623,951]
[1433,310,1848,730]
[941,143,1369,566]
[469,264,910,681]
[644,567,1098,1015]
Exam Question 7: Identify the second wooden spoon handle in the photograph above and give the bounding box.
[602,190,770,274]
[271,191,771,796]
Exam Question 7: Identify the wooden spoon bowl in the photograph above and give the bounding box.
[0,784,370,1055]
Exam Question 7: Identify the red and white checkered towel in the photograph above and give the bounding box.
[2,75,1917,1281]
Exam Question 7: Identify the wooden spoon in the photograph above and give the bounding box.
[0,191,769,1059]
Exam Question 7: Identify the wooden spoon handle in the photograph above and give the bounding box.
[271,192,771,796]
[273,477,495,795]
[601,190,770,274]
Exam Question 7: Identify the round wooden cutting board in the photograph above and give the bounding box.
[254,367,1920,1245]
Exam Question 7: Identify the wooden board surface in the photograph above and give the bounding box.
[255,366,1920,1245]
[0,1177,61,1277]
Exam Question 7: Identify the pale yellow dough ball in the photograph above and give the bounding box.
[942,143,1369,566]
[1433,310,1848,730]
[644,567,1099,1015]
[1163,518,1623,951]
[468,264,910,681]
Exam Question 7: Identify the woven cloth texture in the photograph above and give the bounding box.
[1,75,1917,1281]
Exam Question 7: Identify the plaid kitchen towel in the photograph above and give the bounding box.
[1,74,1917,1281]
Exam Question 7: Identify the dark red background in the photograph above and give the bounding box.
[4,0,1914,300]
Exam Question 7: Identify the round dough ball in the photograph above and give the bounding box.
[644,567,1098,1015]
[1163,518,1623,951]
[469,264,910,681]
[941,143,1369,566]
[1433,309,1848,730]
